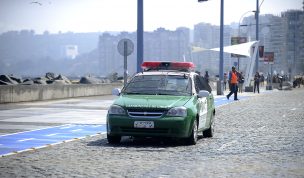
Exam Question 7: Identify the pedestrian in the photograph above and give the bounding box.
[260,74,265,87]
[223,73,227,91]
[238,72,244,93]
[254,72,260,93]
[204,71,209,83]
[226,66,239,100]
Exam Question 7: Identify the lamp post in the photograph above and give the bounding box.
[255,0,260,73]
[238,11,255,38]
[237,11,255,71]
[198,0,224,95]
[137,0,143,73]
[219,0,224,95]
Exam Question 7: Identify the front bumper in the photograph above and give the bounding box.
[107,114,194,138]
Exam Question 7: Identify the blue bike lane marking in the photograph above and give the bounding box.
[214,95,250,107]
[0,95,250,157]
[0,124,107,156]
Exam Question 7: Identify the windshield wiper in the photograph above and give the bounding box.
[123,92,150,95]
[156,93,171,95]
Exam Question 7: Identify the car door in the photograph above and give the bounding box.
[198,76,213,128]
[194,76,208,130]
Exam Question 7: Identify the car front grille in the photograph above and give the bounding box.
[127,109,165,118]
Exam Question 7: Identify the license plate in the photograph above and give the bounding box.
[134,121,154,128]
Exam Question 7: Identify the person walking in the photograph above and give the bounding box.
[238,72,244,93]
[226,66,239,100]
[254,72,260,93]
[223,73,227,91]
[204,71,209,83]
[260,74,265,87]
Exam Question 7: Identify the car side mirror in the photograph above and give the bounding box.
[198,90,210,98]
[112,88,121,96]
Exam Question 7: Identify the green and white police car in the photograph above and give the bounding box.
[107,61,215,145]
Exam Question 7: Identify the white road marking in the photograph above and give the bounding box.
[218,140,237,151]
[1,110,107,125]
[71,129,83,132]
[60,125,73,129]
[45,133,59,137]
[291,108,297,111]
[18,138,35,142]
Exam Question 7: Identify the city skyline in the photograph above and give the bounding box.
[0,0,302,34]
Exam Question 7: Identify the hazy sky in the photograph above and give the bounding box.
[0,0,302,34]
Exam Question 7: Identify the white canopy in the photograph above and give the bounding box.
[209,41,258,57]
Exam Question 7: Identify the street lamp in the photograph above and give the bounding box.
[198,0,224,95]
[237,10,255,71]
[137,0,143,73]
[255,0,266,73]
[238,11,255,37]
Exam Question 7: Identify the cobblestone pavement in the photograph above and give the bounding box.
[0,88,303,178]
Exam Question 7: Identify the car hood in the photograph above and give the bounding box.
[114,94,192,109]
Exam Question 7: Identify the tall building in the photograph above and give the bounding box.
[193,23,232,75]
[144,27,190,62]
[260,14,287,76]
[97,10,304,78]
[282,10,304,77]
[98,27,190,76]
[241,12,304,77]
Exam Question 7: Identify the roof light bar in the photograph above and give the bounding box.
[141,61,195,71]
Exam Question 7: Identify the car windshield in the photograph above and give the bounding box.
[122,75,192,96]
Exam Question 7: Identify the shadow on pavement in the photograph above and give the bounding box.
[87,136,207,148]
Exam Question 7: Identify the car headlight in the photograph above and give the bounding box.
[167,106,187,117]
[108,105,126,115]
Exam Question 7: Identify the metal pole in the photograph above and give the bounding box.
[219,0,224,95]
[237,57,240,71]
[123,41,128,87]
[255,0,259,73]
[271,64,273,87]
[98,36,102,76]
[137,0,144,73]
[293,12,297,80]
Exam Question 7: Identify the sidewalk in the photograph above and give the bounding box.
[212,85,278,99]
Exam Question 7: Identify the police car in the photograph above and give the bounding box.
[107,61,215,145]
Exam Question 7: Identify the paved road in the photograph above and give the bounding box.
[0,92,250,156]
[0,88,303,177]
[0,92,250,135]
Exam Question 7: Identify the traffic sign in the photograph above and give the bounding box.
[117,38,134,56]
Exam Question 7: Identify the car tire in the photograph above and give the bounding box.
[185,119,198,145]
[107,134,121,144]
[203,113,214,137]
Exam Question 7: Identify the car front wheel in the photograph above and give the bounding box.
[185,119,198,145]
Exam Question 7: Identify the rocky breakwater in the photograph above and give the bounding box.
[0,73,122,103]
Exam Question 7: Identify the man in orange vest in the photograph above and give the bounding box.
[227,66,239,100]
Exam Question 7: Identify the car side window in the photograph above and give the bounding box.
[194,75,212,93]
[194,76,202,94]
